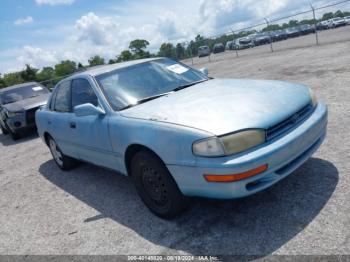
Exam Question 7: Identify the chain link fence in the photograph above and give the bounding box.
[183,0,350,65]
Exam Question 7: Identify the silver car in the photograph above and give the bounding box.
[0,82,50,140]
[198,46,210,58]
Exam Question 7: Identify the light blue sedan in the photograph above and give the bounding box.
[36,58,327,218]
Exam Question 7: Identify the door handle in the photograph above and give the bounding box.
[70,122,76,129]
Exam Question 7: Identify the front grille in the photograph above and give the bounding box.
[26,107,39,125]
[266,104,313,141]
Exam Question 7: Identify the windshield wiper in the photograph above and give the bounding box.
[119,92,173,110]
[173,79,209,92]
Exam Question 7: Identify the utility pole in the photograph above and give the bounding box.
[231,29,239,58]
[264,18,274,53]
[310,3,319,45]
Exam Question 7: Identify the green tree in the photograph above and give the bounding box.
[158,43,176,59]
[288,20,299,27]
[3,72,23,87]
[0,74,5,88]
[20,64,38,82]
[117,50,134,62]
[129,39,150,58]
[36,67,55,88]
[88,55,105,67]
[175,43,185,59]
[262,24,281,32]
[77,63,85,70]
[322,12,334,20]
[334,10,344,17]
[54,60,77,77]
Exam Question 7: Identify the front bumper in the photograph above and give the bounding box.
[5,109,38,133]
[167,102,328,199]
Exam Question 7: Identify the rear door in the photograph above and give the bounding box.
[69,78,117,170]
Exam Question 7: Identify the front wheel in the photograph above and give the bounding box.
[130,150,188,219]
[48,136,78,171]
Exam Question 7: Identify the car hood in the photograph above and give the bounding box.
[2,94,49,112]
[120,79,311,135]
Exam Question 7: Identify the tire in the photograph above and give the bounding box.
[9,130,21,140]
[47,135,78,171]
[130,150,188,219]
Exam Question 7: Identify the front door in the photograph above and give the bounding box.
[70,78,117,170]
[48,80,76,157]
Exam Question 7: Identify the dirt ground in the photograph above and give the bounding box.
[0,26,350,257]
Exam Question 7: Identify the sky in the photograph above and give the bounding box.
[0,0,348,74]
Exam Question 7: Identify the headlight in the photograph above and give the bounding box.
[6,111,22,118]
[193,129,266,157]
[193,137,225,157]
[308,88,318,107]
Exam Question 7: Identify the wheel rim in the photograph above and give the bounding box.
[141,166,169,206]
[49,139,63,167]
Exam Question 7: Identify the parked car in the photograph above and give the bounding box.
[328,17,346,28]
[36,58,328,219]
[270,30,287,41]
[285,27,301,38]
[212,43,225,54]
[235,37,255,49]
[0,82,50,140]
[225,41,235,50]
[316,20,330,30]
[299,24,315,35]
[343,16,350,25]
[198,46,210,58]
[253,32,271,45]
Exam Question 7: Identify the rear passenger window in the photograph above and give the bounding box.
[71,79,98,108]
[54,81,71,112]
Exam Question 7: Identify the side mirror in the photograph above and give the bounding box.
[199,68,209,76]
[74,103,105,117]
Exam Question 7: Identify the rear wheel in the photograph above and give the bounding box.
[48,136,78,171]
[130,150,188,219]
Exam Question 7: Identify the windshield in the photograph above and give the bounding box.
[95,58,208,110]
[0,84,49,105]
[333,18,342,21]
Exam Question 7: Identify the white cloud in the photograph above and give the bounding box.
[17,46,58,68]
[0,0,334,74]
[14,16,34,26]
[35,0,75,6]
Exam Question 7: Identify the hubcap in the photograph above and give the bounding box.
[49,139,63,166]
[141,166,168,206]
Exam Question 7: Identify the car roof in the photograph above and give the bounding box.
[0,81,39,93]
[73,57,161,78]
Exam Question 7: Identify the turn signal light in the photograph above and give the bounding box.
[204,164,268,183]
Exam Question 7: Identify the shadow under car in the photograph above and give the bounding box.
[39,157,338,256]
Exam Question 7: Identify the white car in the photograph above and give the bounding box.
[328,17,346,28]
[344,16,350,25]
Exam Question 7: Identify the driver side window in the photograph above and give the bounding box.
[71,78,98,109]
[54,81,71,113]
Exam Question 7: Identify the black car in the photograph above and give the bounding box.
[285,27,301,38]
[253,33,271,45]
[212,43,225,54]
[299,24,315,35]
[270,30,288,41]
[0,82,50,140]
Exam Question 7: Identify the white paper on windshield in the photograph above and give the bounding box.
[32,86,43,91]
[166,64,188,74]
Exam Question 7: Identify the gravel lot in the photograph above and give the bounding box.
[0,26,350,257]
